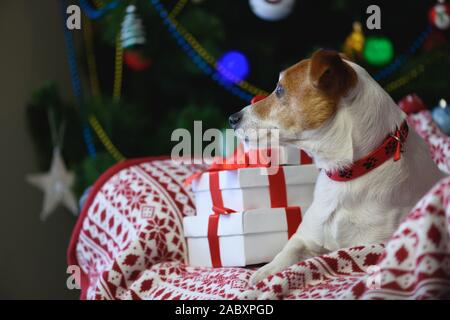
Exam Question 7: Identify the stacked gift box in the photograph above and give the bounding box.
[183,146,319,267]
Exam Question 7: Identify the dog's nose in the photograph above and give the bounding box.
[229,111,242,128]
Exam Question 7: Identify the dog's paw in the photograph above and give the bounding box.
[249,262,282,285]
[249,255,296,286]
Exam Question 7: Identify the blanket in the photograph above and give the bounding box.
[67,111,450,299]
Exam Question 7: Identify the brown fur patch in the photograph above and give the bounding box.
[309,49,357,98]
[252,49,357,131]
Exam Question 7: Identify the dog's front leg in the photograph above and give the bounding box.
[249,196,333,285]
[249,174,336,285]
[249,233,323,285]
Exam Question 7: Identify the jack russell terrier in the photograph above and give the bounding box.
[228,49,445,285]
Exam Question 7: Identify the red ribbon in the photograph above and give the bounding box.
[185,148,313,187]
[206,167,302,267]
[207,205,236,268]
[184,151,265,187]
[300,150,313,164]
[286,206,302,238]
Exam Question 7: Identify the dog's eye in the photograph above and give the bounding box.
[275,84,285,98]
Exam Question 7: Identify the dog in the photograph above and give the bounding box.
[229,49,445,285]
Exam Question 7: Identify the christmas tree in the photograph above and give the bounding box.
[26,0,450,197]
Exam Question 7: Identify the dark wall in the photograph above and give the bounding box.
[0,0,79,299]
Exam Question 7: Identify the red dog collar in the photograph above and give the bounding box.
[326,120,409,182]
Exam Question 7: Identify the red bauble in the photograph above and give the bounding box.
[398,94,427,115]
[124,50,152,71]
[429,0,450,30]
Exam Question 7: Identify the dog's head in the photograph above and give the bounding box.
[230,49,358,146]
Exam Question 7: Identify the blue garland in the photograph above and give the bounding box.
[78,0,119,20]
[374,25,433,81]
[60,0,97,157]
[149,0,253,102]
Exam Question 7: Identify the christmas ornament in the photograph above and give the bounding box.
[124,50,153,71]
[217,51,250,83]
[343,22,365,60]
[121,4,146,49]
[431,99,450,135]
[27,148,78,220]
[363,36,394,66]
[249,0,296,22]
[429,0,450,30]
[398,94,427,115]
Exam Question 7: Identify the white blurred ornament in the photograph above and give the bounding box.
[429,0,450,30]
[121,4,146,49]
[27,148,78,221]
[431,99,450,135]
[249,0,296,21]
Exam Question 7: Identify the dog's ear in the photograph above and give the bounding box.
[309,49,356,97]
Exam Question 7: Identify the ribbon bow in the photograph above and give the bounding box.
[184,150,273,186]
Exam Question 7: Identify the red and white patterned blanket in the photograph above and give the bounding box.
[68,111,450,300]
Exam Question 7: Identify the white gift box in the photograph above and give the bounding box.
[243,145,313,166]
[183,207,302,267]
[192,164,318,216]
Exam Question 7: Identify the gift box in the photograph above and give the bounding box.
[183,207,302,267]
[243,145,313,166]
[191,165,319,216]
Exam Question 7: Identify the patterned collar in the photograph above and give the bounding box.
[325,120,409,182]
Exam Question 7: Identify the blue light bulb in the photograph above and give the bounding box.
[217,51,250,83]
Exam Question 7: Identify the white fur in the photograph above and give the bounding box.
[247,61,445,284]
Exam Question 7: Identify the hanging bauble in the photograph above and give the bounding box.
[121,4,146,49]
[249,0,296,22]
[124,49,153,71]
[429,0,450,30]
[431,99,450,135]
[398,94,427,115]
[363,36,394,66]
[343,22,365,60]
[217,51,250,83]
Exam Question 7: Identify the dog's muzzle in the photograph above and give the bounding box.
[229,111,243,129]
